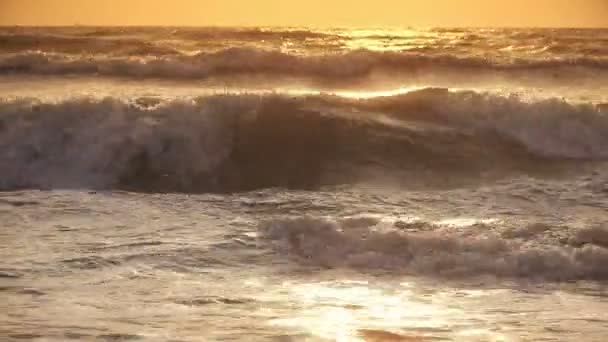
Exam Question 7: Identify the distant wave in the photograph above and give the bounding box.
[0,28,335,55]
[261,216,608,280]
[1,48,607,80]
[0,33,180,56]
[168,27,335,41]
[0,89,606,192]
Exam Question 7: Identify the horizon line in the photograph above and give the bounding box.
[0,24,607,29]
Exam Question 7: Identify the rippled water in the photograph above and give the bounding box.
[1,27,608,341]
[3,175,608,341]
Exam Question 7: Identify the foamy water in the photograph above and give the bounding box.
[1,27,608,342]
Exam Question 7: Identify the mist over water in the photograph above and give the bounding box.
[1,27,608,342]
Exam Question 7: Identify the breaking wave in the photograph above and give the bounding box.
[260,216,608,280]
[0,89,606,192]
[1,48,607,79]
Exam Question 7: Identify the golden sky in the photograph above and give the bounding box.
[0,0,607,27]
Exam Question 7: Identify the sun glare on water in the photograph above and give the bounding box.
[265,280,511,342]
[268,281,445,341]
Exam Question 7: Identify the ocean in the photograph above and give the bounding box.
[1,26,608,341]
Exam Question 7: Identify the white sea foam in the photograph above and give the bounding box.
[261,216,608,280]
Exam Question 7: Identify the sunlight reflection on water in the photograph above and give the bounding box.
[268,280,455,341]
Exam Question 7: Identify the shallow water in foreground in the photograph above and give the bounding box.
[2,167,608,341]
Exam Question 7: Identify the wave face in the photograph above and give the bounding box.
[1,49,607,80]
[260,216,608,280]
[0,89,606,192]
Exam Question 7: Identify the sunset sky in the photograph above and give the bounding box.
[0,0,607,27]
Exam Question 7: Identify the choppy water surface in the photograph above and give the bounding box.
[1,27,608,341]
